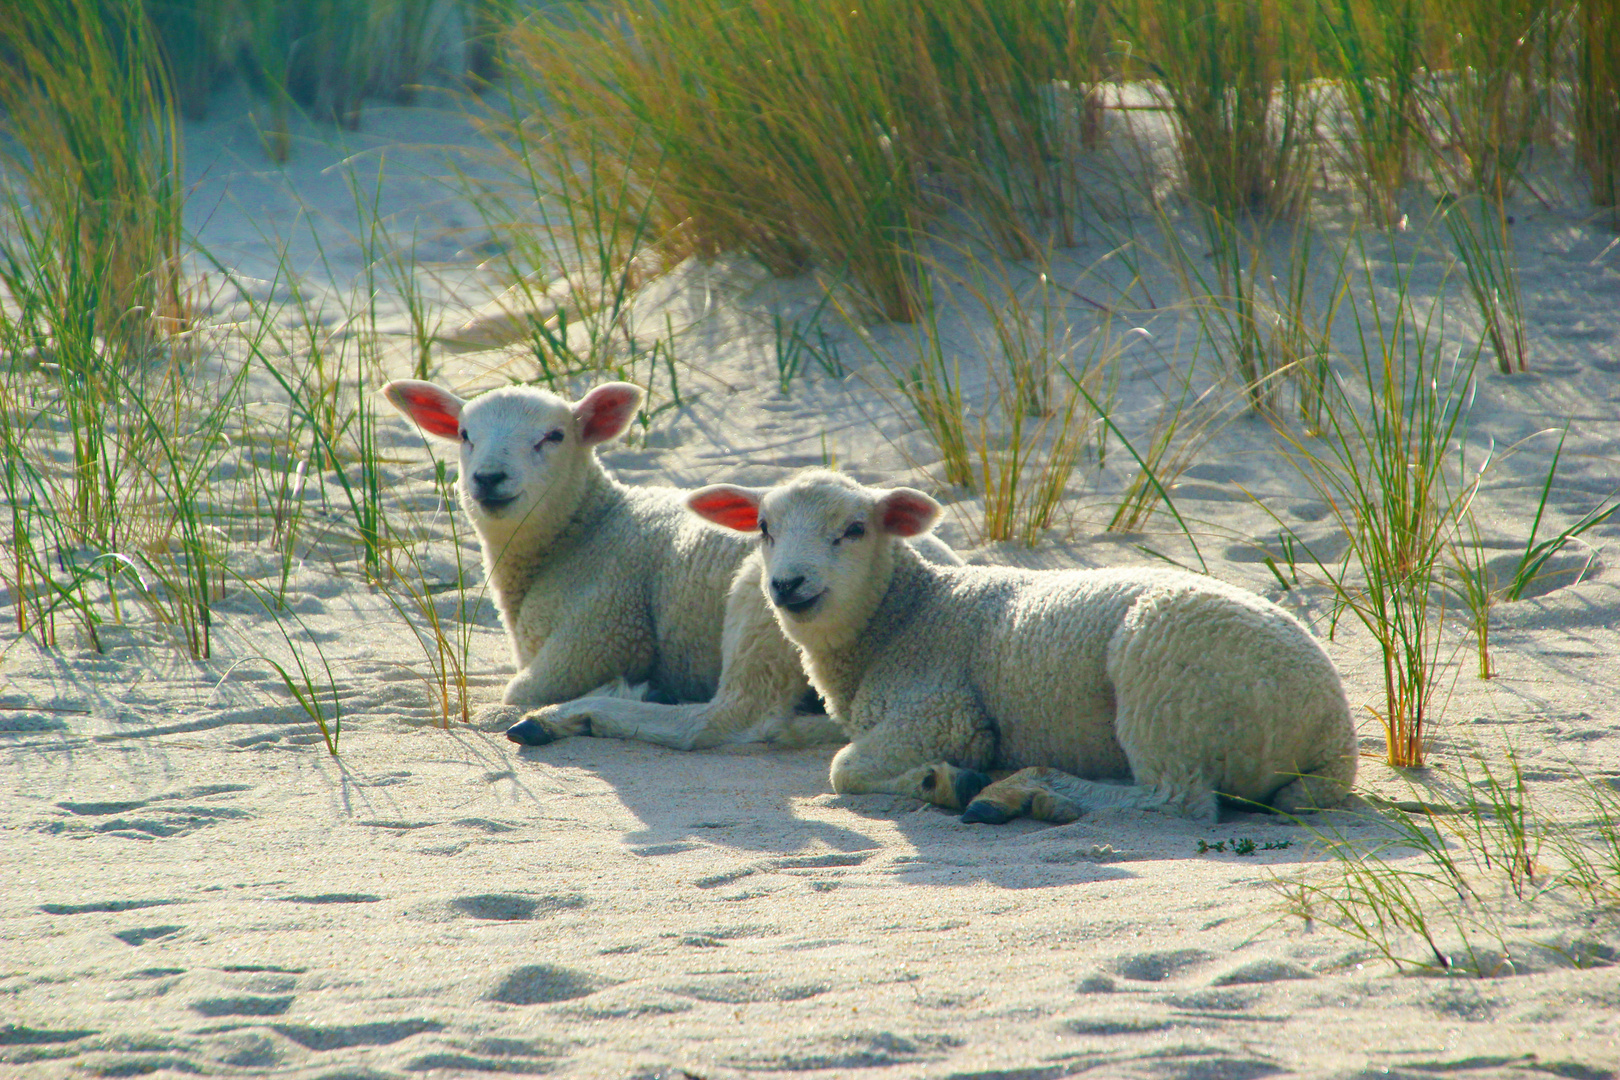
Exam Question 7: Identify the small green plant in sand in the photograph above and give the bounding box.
[1156,206,1348,417]
[1495,430,1618,603]
[1443,427,1618,680]
[858,247,1128,547]
[380,463,479,728]
[1277,752,1620,975]
[1098,342,1222,562]
[1262,235,1479,769]
[457,117,663,380]
[949,255,1107,545]
[1440,194,1527,375]
[1197,837,1293,855]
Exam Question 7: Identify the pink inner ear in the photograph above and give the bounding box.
[576,384,643,445]
[689,489,760,532]
[388,383,461,440]
[879,491,938,537]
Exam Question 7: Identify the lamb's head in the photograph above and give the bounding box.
[382,379,643,536]
[689,471,941,647]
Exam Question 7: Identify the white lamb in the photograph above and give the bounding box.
[688,471,1358,824]
[381,380,956,751]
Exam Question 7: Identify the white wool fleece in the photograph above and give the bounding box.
[690,470,1358,822]
[384,379,752,710]
[382,384,959,752]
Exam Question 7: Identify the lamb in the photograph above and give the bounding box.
[380,380,957,751]
[688,470,1358,824]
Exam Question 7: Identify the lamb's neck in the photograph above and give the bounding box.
[804,543,933,728]
[482,463,625,624]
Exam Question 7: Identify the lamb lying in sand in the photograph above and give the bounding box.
[689,471,1358,823]
[382,380,956,750]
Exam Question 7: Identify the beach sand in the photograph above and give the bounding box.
[3,87,1619,1079]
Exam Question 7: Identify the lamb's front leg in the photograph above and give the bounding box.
[961,767,1219,824]
[827,694,999,812]
[830,741,993,811]
[961,767,1086,824]
[496,626,654,745]
[508,559,829,750]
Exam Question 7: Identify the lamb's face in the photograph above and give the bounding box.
[756,479,879,629]
[382,379,644,539]
[455,387,583,526]
[688,471,943,645]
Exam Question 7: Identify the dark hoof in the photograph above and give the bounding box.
[961,799,1013,825]
[505,717,559,746]
[952,769,992,808]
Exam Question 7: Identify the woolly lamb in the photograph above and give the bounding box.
[689,471,1358,824]
[381,380,955,751]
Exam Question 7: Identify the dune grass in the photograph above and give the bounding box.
[144,0,519,154]
[0,0,189,360]
[1577,0,1620,214]
[2,0,1617,774]
[0,0,496,734]
[1112,0,1320,219]
[1278,751,1620,975]
[1260,232,1480,769]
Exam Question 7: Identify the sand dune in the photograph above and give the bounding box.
[4,89,1620,1080]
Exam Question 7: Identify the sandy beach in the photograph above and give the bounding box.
[4,63,1620,1080]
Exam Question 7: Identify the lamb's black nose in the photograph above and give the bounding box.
[471,470,508,500]
[770,575,806,605]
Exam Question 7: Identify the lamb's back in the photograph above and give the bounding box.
[882,565,1215,777]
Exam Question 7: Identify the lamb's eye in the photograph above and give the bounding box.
[759,519,772,542]
[833,521,864,546]
[535,429,564,450]
[459,429,470,443]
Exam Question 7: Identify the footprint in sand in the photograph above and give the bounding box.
[281,892,381,904]
[0,1025,96,1046]
[40,898,179,915]
[673,978,830,1004]
[113,925,183,946]
[487,964,614,1005]
[269,1019,444,1050]
[449,893,587,921]
[1065,1016,1174,1036]
[190,995,294,1017]
[1111,948,1214,982]
[1210,959,1316,986]
[50,785,254,840]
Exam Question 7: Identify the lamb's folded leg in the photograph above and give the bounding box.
[832,755,993,811]
[504,677,651,745]
[510,553,832,750]
[962,767,1219,824]
[510,693,844,751]
[960,768,1086,824]
[829,740,996,812]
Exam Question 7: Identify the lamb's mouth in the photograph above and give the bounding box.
[476,495,518,513]
[777,591,825,616]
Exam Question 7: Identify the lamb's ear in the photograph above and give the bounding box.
[688,485,764,532]
[574,382,645,445]
[875,487,942,537]
[383,380,463,440]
